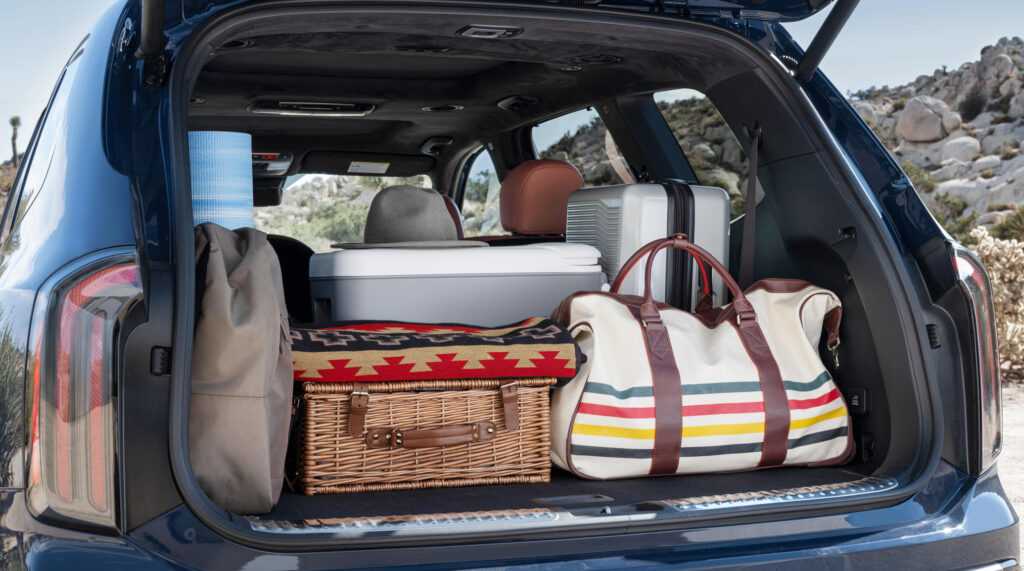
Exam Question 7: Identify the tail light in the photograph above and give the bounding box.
[953,246,1001,474]
[26,254,142,529]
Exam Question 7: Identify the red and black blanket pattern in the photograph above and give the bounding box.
[291,318,581,383]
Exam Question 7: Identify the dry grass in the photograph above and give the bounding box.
[971,228,1024,381]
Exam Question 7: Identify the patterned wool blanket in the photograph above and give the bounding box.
[291,317,581,383]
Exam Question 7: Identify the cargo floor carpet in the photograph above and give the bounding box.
[263,466,868,521]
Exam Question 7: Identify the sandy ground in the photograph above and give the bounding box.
[999,382,1024,546]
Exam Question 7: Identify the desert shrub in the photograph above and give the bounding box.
[901,160,937,192]
[932,191,979,244]
[992,208,1024,241]
[959,87,987,122]
[729,195,747,220]
[970,227,1024,381]
[981,169,996,179]
[987,202,1018,212]
[988,93,1013,115]
[891,98,906,111]
[1002,144,1020,160]
[993,114,1015,125]
[848,85,888,100]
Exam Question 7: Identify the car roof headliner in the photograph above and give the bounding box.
[186,12,759,176]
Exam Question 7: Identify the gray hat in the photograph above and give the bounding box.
[333,185,486,249]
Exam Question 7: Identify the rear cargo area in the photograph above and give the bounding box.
[177,6,929,539]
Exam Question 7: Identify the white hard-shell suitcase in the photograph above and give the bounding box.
[566,183,730,309]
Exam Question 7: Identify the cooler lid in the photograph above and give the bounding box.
[310,243,601,278]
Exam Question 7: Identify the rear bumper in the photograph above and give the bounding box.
[114,460,1018,570]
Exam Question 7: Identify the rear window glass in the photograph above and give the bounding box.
[654,89,754,219]
[532,108,634,186]
[461,150,503,237]
[255,174,431,252]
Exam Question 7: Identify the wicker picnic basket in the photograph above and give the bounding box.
[289,318,579,495]
[297,378,555,494]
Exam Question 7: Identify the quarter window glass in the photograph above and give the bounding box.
[532,108,634,186]
[460,150,503,237]
[655,89,757,219]
[255,174,431,252]
[3,53,82,239]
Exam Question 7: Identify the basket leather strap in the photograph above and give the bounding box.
[348,384,370,438]
[500,383,520,430]
[365,421,497,449]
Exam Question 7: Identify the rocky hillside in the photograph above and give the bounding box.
[850,36,1024,236]
[0,158,16,208]
[254,174,431,251]
[540,98,749,202]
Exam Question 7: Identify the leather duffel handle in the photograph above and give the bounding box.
[365,421,497,449]
[611,235,756,319]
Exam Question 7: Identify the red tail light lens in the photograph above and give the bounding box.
[26,255,141,529]
[954,247,1001,473]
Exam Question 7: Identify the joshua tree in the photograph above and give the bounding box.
[9,117,19,169]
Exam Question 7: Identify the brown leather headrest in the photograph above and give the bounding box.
[499,160,584,235]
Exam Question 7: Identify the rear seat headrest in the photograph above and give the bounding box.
[500,159,584,235]
[337,185,484,249]
[365,185,459,243]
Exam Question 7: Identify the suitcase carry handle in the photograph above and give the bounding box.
[365,421,497,449]
[611,235,753,319]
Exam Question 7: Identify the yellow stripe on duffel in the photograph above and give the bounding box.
[572,422,766,440]
[572,406,846,441]
[790,405,847,430]
[572,424,655,440]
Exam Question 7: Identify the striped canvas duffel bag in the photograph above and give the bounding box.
[550,235,854,479]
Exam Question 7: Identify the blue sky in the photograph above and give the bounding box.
[1,0,1023,156]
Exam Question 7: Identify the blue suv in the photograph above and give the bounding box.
[0,0,1016,568]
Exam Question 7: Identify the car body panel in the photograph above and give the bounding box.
[156,0,837,26]
[0,0,1016,568]
[0,0,136,494]
[122,461,1016,569]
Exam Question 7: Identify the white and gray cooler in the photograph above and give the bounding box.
[309,243,605,326]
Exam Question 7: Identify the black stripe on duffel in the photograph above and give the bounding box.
[788,425,849,449]
[569,445,652,459]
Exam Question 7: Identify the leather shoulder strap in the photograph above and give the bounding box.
[731,299,790,467]
[622,300,682,475]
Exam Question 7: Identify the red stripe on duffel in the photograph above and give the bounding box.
[577,400,766,419]
[576,389,841,420]
[787,388,842,410]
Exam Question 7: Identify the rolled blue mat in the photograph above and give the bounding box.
[190,131,254,229]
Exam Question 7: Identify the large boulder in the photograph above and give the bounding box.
[992,53,1015,76]
[933,159,970,181]
[941,111,962,133]
[1011,91,1024,118]
[973,155,1002,172]
[940,136,981,162]
[897,96,950,142]
[701,168,741,196]
[981,122,1024,155]
[852,101,878,125]
[999,78,1021,98]
[691,143,717,162]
